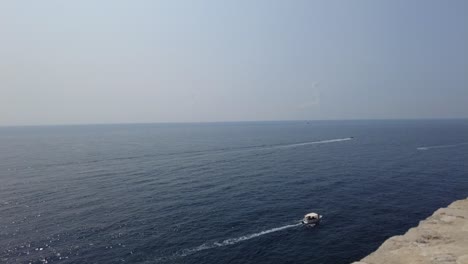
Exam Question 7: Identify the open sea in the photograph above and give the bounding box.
[1,120,468,264]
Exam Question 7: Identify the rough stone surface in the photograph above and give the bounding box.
[352,198,468,264]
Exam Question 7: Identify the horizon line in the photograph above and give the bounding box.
[1,117,467,128]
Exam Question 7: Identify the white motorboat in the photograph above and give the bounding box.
[302,212,322,225]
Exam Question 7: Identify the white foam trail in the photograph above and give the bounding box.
[417,142,468,151]
[179,223,301,257]
[271,137,353,149]
[181,138,353,161]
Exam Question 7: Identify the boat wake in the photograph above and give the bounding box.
[268,137,353,150]
[417,142,468,151]
[153,222,302,262]
[172,137,354,160]
[179,223,301,257]
[24,138,353,171]
[212,137,354,155]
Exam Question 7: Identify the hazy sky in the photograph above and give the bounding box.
[1,0,467,126]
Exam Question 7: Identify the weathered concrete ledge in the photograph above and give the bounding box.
[353,198,468,264]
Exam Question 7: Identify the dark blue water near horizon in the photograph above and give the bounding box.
[1,120,468,264]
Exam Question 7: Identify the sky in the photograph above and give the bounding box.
[1,0,467,126]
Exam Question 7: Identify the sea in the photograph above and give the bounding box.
[1,120,467,264]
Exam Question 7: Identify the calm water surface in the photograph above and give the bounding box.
[1,120,468,263]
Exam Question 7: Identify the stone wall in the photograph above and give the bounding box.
[353,198,468,264]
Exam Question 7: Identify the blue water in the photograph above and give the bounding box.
[1,120,467,264]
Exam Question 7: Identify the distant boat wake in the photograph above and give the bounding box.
[230,137,353,155]
[215,137,354,154]
[156,222,301,262]
[417,142,468,151]
[26,138,354,171]
[171,137,354,160]
[269,137,353,150]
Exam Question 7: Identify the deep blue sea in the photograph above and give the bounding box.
[1,120,468,264]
